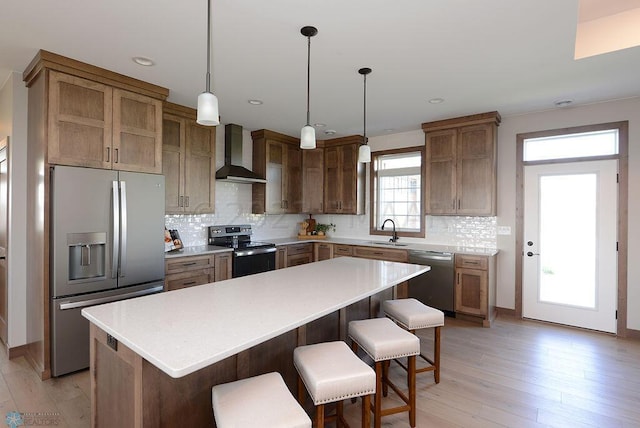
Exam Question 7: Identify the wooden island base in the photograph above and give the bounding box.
[90,286,401,427]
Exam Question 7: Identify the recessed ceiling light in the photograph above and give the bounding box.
[132,56,155,66]
[428,98,444,104]
[324,130,336,136]
[248,99,263,105]
[384,128,395,133]
[314,123,326,128]
[554,99,573,107]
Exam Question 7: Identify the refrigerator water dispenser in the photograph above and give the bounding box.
[68,232,106,281]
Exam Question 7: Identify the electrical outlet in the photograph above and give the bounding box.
[107,334,118,351]
[497,226,511,235]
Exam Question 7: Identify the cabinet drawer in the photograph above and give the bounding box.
[287,243,313,256]
[287,253,313,267]
[353,246,407,262]
[165,255,214,275]
[333,244,353,257]
[455,255,488,270]
[164,269,213,291]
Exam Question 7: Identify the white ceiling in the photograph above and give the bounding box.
[1,0,639,138]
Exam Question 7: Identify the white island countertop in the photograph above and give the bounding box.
[82,257,428,379]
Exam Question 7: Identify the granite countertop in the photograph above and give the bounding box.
[167,238,498,259]
[82,257,428,378]
[164,245,232,258]
[269,237,499,257]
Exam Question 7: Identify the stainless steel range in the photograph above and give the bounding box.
[208,225,276,277]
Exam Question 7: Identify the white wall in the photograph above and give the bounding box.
[0,72,29,347]
[496,97,640,331]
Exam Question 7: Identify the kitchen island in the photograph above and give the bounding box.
[82,257,428,427]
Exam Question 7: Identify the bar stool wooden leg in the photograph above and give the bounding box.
[409,355,416,427]
[362,395,371,428]
[374,361,383,428]
[382,360,390,397]
[297,375,306,406]
[434,325,441,384]
[315,404,325,427]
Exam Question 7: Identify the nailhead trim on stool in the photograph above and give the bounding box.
[349,317,420,428]
[384,298,444,383]
[211,372,311,428]
[294,341,376,428]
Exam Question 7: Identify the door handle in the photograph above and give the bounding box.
[526,251,540,257]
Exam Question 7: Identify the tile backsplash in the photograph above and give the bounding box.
[165,181,497,249]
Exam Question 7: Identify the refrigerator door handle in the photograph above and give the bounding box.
[58,285,163,311]
[112,181,120,278]
[119,180,127,277]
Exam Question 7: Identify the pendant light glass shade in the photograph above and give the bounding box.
[197,91,220,126]
[300,125,316,149]
[197,0,220,127]
[358,67,372,163]
[300,26,318,149]
[358,144,371,163]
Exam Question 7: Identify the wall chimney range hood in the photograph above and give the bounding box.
[215,124,267,184]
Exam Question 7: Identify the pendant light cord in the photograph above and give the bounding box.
[363,72,367,145]
[205,0,211,93]
[306,35,311,126]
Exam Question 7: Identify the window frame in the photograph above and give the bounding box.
[369,146,426,238]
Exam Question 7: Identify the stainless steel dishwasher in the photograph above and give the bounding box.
[407,250,455,315]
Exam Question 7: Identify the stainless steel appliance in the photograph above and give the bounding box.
[208,225,276,277]
[50,166,165,376]
[407,250,455,315]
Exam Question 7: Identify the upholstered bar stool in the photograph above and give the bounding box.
[211,372,311,428]
[384,298,445,383]
[348,317,420,428]
[293,341,376,428]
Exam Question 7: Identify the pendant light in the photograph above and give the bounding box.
[358,67,372,163]
[197,0,220,126]
[300,26,318,149]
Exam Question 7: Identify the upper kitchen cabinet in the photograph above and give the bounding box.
[324,136,365,215]
[422,111,500,216]
[24,50,168,174]
[252,130,302,214]
[163,102,216,214]
[302,146,324,213]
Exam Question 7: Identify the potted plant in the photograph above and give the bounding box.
[314,223,336,236]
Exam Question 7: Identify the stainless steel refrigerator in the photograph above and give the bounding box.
[50,165,165,376]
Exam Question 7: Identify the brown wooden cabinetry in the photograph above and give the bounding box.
[47,70,163,173]
[286,243,313,267]
[324,136,365,214]
[252,130,302,214]
[455,254,496,327]
[162,102,216,214]
[164,252,232,291]
[333,244,354,258]
[276,246,288,269]
[23,50,169,379]
[422,112,500,216]
[165,255,214,291]
[352,246,408,263]
[314,242,333,261]
[214,253,232,282]
[302,148,324,213]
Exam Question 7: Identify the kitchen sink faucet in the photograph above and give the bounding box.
[381,219,398,243]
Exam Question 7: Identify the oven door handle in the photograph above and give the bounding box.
[234,247,277,257]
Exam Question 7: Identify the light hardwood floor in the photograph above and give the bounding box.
[2,315,639,427]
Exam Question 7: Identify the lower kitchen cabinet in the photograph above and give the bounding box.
[214,253,232,282]
[276,246,287,269]
[314,242,333,261]
[286,243,313,267]
[352,246,408,263]
[333,244,353,258]
[455,254,496,327]
[164,252,232,291]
